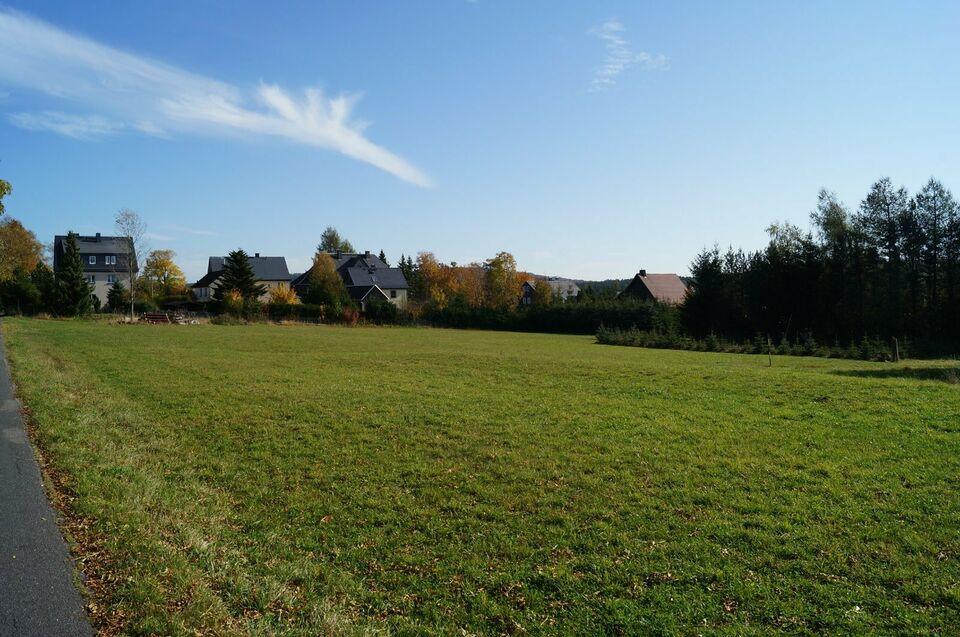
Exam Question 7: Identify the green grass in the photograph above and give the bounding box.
[3,318,959,635]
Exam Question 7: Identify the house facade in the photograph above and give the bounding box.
[520,278,580,305]
[290,251,409,309]
[618,269,688,304]
[191,254,291,302]
[53,233,136,307]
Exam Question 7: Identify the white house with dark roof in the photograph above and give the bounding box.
[290,251,409,309]
[191,253,291,302]
[53,233,137,307]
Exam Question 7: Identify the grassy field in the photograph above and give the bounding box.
[3,319,959,635]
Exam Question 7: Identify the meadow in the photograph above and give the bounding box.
[3,318,959,635]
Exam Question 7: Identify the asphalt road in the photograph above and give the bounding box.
[0,326,92,636]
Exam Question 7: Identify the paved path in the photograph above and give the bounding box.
[0,325,92,636]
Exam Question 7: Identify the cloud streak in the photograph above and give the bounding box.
[0,9,432,186]
[589,19,667,91]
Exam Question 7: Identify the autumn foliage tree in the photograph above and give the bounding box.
[483,251,520,310]
[141,249,188,298]
[0,217,44,281]
[305,250,348,308]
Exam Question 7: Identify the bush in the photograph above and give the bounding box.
[423,298,677,335]
[597,327,907,361]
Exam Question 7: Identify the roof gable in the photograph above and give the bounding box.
[622,272,688,304]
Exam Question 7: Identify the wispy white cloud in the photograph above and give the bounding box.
[159,223,217,237]
[0,9,432,186]
[589,19,667,91]
[8,110,123,139]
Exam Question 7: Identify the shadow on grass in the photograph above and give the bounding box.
[833,366,960,384]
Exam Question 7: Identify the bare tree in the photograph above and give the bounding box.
[114,209,146,322]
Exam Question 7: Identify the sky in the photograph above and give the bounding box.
[2,1,960,281]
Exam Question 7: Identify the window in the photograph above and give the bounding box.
[107,275,117,284]
[87,274,96,284]
[106,255,117,265]
[88,256,96,265]
[390,290,397,298]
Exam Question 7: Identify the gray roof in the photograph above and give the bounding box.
[197,254,290,286]
[53,234,137,272]
[347,285,390,302]
[290,251,408,290]
[343,267,409,289]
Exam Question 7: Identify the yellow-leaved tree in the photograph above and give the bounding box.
[141,249,188,298]
[268,285,300,305]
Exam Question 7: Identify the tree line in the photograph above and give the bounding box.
[682,177,960,354]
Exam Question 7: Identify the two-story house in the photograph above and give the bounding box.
[53,233,137,307]
[290,251,409,310]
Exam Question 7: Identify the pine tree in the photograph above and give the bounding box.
[214,249,266,301]
[378,249,389,266]
[56,232,93,316]
[107,280,129,312]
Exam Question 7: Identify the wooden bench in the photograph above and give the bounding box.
[142,312,171,324]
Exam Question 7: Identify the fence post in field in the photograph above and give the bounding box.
[893,337,900,362]
[767,336,773,367]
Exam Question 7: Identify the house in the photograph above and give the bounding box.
[617,269,688,304]
[290,251,409,310]
[520,278,580,305]
[53,233,137,307]
[191,253,291,302]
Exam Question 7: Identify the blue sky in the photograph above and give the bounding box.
[2,1,959,280]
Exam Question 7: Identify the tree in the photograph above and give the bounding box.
[531,279,556,306]
[305,250,348,307]
[0,267,41,315]
[0,217,44,281]
[378,249,389,266]
[31,262,57,313]
[915,179,956,316]
[107,280,129,312]
[56,232,93,316]
[141,249,187,298]
[214,249,266,301]
[858,178,910,335]
[268,285,300,305]
[319,226,354,254]
[483,251,519,310]
[115,209,145,322]
[0,178,10,216]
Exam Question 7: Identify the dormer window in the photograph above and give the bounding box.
[88,256,96,265]
[106,255,117,265]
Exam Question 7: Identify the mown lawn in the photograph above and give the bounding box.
[3,318,959,635]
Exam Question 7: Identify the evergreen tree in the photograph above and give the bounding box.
[31,262,57,313]
[214,249,266,301]
[915,179,956,318]
[56,232,93,316]
[107,280,129,312]
[0,267,40,315]
[378,249,389,266]
[319,226,354,254]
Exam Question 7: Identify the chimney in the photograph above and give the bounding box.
[255,252,260,258]
[638,269,647,277]
[364,250,370,257]
[95,232,101,240]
